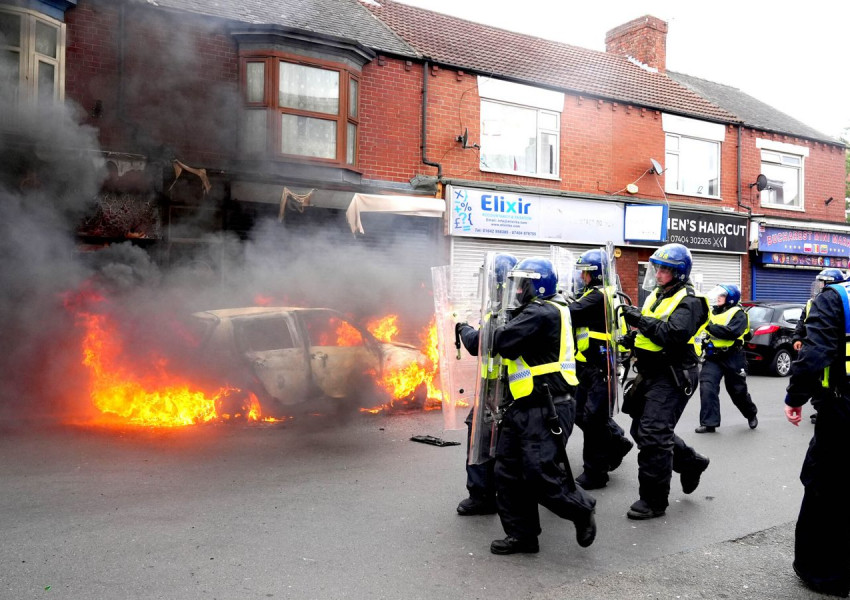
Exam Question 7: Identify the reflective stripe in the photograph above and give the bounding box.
[824,282,850,383]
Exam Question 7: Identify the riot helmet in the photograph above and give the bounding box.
[643,243,693,291]
[707,284,741,308]
[507,256,558,307]
[575,249,607,288]
[494,253,518,288]
[812,268,847,296]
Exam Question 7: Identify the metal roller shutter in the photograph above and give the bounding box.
[752,268,813,302]
[690,252,742,293]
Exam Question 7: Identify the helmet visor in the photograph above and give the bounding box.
[812,279,826,297]
[706,285,728,307]
[506,268,542,309]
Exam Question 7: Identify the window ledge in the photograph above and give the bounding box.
[479,167,561,182]
[666,191,722,201]
[760,204,805,212]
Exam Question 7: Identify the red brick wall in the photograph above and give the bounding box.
[66,0,239,167]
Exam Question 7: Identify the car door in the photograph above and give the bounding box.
[232,313,310,405]
[297,310,380,398]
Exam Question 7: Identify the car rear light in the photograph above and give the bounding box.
[752,324,779,335]
[746,343,758,350]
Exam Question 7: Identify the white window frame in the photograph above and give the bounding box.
[477,77,563,180]
[662,114,724,200]
[0,6,65,109]
[756,138,808,212]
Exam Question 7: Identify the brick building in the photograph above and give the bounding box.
[1,0,846,306]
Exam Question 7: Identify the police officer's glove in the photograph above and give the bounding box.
[455,322,470,337]
[620,330,636,349]
[621,305,642,327]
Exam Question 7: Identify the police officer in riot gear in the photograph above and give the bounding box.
[695,284,758,433]
[454,253,517,516]
[792,269,846,425]
[488,256,597,553]
[784,276,850,598]
[569,249,633,489]
[619,243,711,520]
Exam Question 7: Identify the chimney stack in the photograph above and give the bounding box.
[605,15,668,73]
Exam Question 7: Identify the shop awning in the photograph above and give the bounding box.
[346,193,445,234]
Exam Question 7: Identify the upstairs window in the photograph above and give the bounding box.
[662,114,724,199]
[478,77,563,180]
[240,54,359,167]
[757,139,807,210]
[0,7,64,109]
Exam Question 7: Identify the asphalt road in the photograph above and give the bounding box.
[0,375,831,600]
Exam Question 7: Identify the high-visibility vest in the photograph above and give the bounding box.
[504,301,578,399]
[575,286,629,362]
[706,306,749,349]
[820,281,850,388]
[634,287,709,354]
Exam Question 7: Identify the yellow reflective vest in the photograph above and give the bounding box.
[504,301,578,399]
[634,286,709,354]
[705,306,749,349]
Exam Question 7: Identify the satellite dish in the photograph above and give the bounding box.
[755,173,768,192]
[456,127,469,148]
[649,158,664,175]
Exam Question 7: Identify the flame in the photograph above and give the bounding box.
[66,288,277,427]
[367,315,399,342]
[254,294,273,306]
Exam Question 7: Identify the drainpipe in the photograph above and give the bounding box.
[736,125,751,217]
[421,61,443,179]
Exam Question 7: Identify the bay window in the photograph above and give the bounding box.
[240,54,359,167]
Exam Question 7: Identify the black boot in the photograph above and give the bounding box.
[490,536,539,555]
[574,510,597,547]
[626,499,666,520]
[681,454,710,494]
[456,496,497,516]
[576,471,608,490]
[607,437,634,471]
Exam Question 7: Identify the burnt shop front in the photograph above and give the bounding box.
[445,185,624,311]
[751,220,850,302]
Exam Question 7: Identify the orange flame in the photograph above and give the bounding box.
[367,315,399,342]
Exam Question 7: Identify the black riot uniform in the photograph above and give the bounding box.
[490,298,596,553]
[697,305,758,431]
[568,286,633,489]
[621,279,710,519]
[784,285,850,598]
[454,325,497,514]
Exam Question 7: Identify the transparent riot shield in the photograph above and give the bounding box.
[549,246,576,301]
[601,241,624,416]
[468,251,509,465]
[431,264,479,431]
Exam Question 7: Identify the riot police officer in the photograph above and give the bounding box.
[619,243,711,520]
[489,256,597,554]
[569,249,633,489]
[792,268,847,426]
[695,284,758,433]
[784,277,850,597]
[454,253,517,516]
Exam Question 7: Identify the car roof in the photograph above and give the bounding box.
[192,307,340,320]
[742,301,805,308]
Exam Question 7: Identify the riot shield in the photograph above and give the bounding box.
[468,251,509,465]
[601,241,624,416]
[431,264,479,431]
[549,245,576,301]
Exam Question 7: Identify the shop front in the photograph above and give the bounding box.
[751,220,850,302]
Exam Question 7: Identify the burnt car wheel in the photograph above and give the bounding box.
[770,348,792,377]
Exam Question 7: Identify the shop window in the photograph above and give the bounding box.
[662,114,724,199]
[0,7,64,110]
[759,146,804,210]
[239,54,359,167]
[478,77,563,180]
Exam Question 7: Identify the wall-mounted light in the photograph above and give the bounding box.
[825,196,834,206]
[90,99,103,119]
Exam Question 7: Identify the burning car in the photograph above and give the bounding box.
[189,307,428,415]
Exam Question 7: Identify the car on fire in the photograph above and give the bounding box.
[741,301,805,377]
[189,307,426,414]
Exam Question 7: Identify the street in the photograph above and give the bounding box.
[0,375,829,600]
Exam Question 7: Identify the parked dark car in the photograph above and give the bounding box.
[741,301,805,376]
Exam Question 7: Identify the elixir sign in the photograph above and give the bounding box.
[667,209,748,253]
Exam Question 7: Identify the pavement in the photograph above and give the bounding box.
[0,374,835,600]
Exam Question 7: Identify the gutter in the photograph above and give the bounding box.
[420,61,442,179]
